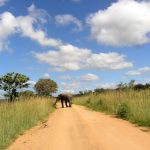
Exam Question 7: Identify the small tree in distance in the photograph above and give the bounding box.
[0,72,30,102]
[128,80,135,89]
[35,79,57,96]
[19,90,35,98]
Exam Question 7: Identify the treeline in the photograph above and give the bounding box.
[0,72,57,102]
[74,80,150,96]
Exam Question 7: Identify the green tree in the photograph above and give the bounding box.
[35,79,57,96]
[0,72,30,102]
[128,80,135,89]
[94,88,105,93]
[117,82,125,90]
[19,90,34,98]
[79,91,84,96]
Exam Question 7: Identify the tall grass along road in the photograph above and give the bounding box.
[0,97,54,150]
[74,90,150,127]
[7,104,150,150]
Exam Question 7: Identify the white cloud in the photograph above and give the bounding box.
[42,73,50,79]
[60,89,75,94]
[34,44,133,71]
[80,73,99,81]
[0,12,17,51]
[60,81,80,93]
[27,80,36,87]
[0,4,62,51]
[28,4,49,24]
[87,0,150,46]
[60,82,80,89]
[126,67,150,76]
[135,78,150,85]
[18,16,61,47]
[0,0,8,7]
[59,75,71,80]
[55,14,82,31]
[97,83,117,89]
[17,5,62,48]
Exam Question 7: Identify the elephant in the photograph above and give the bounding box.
[54,93,72,108]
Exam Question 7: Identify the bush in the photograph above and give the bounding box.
[116,103,129,119]
[92,99,104,111]
[85,98,91,106]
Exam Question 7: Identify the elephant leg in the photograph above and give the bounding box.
[61,99,64,108]
[68,100,71,107]
[68,98,72,107]
[65,100,68,107]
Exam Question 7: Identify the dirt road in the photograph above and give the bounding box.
[7,105,150,150]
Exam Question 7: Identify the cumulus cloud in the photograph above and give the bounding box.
[60,82,80,93]
[43,73,50,79]
[0,12,17,50]
[126,67,150,76]
[34,44,133,71]
[0,0,8,7]
[97,83,117,89]
[87,0,150,46]
[55,14,82,31]
[27,80,36,87]
[61,82,80,89]
[28,4,50,24]
[79,73,99,81]
[0,4,62,51]
[59,75,71,80]
[60,89,75,94]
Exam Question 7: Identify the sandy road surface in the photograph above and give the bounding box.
[7,104,150,150]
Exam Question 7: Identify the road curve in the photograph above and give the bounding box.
[7,104,150,150]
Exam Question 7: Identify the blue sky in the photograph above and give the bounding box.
[1,0,150,94]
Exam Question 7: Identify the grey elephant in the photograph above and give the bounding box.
[53,93,72,108]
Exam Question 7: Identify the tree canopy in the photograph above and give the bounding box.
[34,79,57,96]
[19,90,35,98]
[0,72,30,101]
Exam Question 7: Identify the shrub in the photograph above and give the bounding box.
[116,103,129,119]
[86,98,91,106]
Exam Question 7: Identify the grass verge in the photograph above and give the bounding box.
[74,90,150,127]
[0,97,54,150]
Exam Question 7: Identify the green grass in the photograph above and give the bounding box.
[74,90,150,127]
[0,97,54,150]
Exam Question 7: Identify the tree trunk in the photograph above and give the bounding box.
[9,94,13,102]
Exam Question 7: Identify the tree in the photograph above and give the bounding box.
[34,79,57,96]
[94,88,105,93]
[79,91,84,96]
[19,90,35,98]
[117,82,125,90]
[0,72,30,102]
[145,83,150,89]
[128,80,135,89]
[134,83,150,90]
[134,84,145,90]
[84,90,93,95]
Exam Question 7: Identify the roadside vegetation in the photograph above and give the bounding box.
[74,80,150,127]
[0,72,57,149]
[0,97,54,150]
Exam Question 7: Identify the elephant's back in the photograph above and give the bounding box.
[59,93,73,99]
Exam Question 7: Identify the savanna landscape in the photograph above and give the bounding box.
[1,0,150,150]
